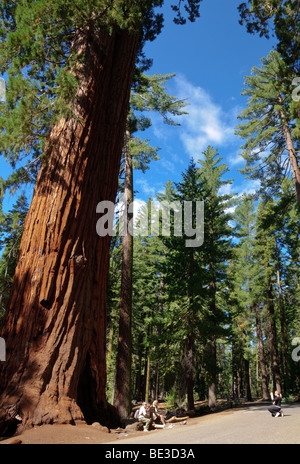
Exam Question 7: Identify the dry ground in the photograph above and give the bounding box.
[0,399,205,445]
[0,422,138,445]
[2,399,299,445]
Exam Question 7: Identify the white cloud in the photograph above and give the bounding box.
[224,178,261,199]
[238,179,261,196]
[219,183,234,196]
[228,150,244,166]
[132,198,147,216]
[136,178,156,197]
[173,74,235,156]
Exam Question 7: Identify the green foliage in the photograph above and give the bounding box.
[235,50,299,199]
[152,150,235,400]
[130,73,188,130]
[171,0,202,25]
[0,1,201,195]
[108,144,300,402]
[107,149,238,403]
[0,194,28,322]
[238,0,300,73]
[125,72,188,174]
[230,187,300,396]
[0,0,81,174]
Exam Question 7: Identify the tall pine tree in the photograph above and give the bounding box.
[115,73,187,419]
[235,50,300,204]
[197,146,235,409]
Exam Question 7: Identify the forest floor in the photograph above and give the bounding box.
[0,422,124,444]
[1,398,300,444]
[0,398,233,444]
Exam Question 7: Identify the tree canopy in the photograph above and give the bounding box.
[0,0,201,192]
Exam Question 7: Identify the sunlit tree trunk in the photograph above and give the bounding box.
[0,30,139,431]
[115,129,134,420]
[278,93,300,206]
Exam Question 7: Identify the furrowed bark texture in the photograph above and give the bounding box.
[0,29,139,429]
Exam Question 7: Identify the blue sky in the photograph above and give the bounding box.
[0,0,277,215]
[133,0,277,207]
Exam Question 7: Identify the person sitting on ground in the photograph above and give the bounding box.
[152,400,166,428]
[165,407,189,423]
[268,391,283,417]
[138,402,153,432]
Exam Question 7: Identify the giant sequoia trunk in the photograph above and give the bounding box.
[0,29,139,430]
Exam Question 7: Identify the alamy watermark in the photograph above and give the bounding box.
[0,77,6,104]
[0,337,6,362]
[96,196,204,248]
[292,77,300,102]
[291,337,300,363]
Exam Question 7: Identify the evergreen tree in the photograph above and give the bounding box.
[115,73,187,419]
[230,195,269,400]
[235,50,300,204]
[157,149,235,410]
[155,161,205,410]
[238,0,300,73]
[0,0,203,430]
[174,159,206,410]
[0,195,29,322]
[197,146,235,409]
[252,200,282,393]
[254,187,300,393]
[132,232,166,402]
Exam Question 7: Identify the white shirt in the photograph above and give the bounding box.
[138,405,148,419]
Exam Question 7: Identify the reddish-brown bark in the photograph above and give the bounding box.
[0,29,139,430]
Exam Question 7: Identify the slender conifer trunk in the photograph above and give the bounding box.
[253,303,270,400]
[277,92,300,205]
[266,281,282,394]
[274,238,288,392]
[0,29,139,430]
[282,117,300,205]
[115,129,134,420]
[185,249,195,411]
[208,216,217,410]
[244,358,252,401]
[232,338,239,399]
